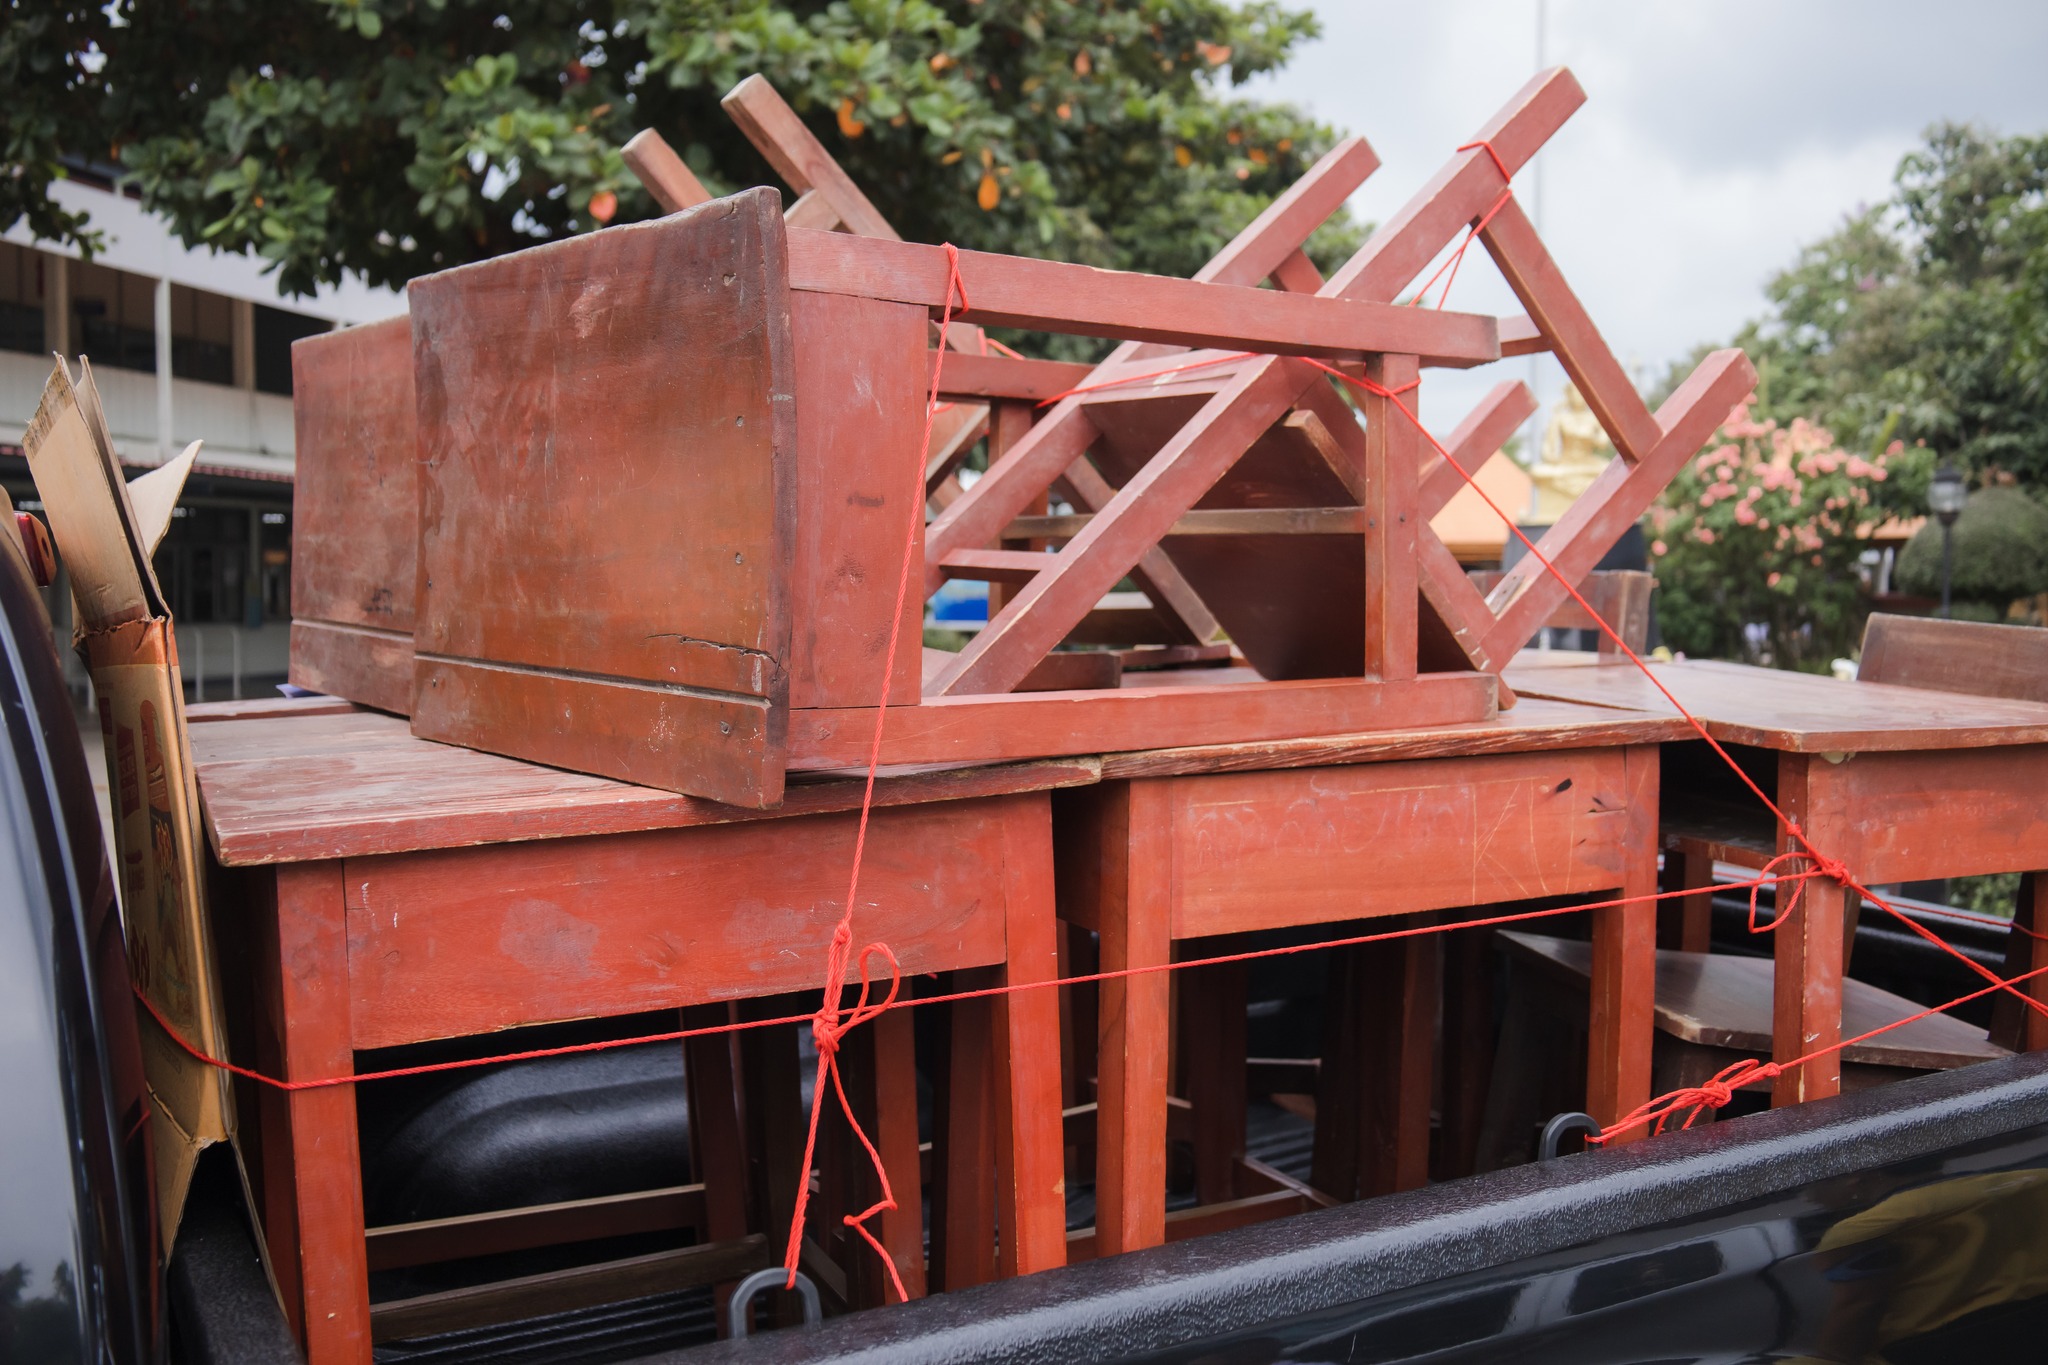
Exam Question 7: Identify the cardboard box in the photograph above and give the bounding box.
[22,358,227,1242]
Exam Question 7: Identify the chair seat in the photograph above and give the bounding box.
[1499,930,2008,1072]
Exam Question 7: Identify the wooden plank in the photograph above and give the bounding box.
[795,673,1496,768]
[270,863,371,1364]
[1325,68,1585,303]
[288,621,412,717]
[1991,874,2048,1053]
[408,188,796,807]
[1502,931,2007,1071]
[789,289,929,709]
[621,128,712,213]
[369,1235,770,1343]
[1098,697,1687,779]
[786,230,1501,364]
[1479,196,1660,464]
[365,1186,706,1272]
[340,798,1027,1050]
[938,974,998,1291]
[1773,754,1845,1106]
[1004,506,1369,540]
[1054,455,1219,647]
[939,547,1054,584]
[1859,613,2048,704]
[195,726,1098,869]
[930,351,1095,403]
[1586,744,1658,1134]
[1016,650,1123,694]
[1196,137,1380,289]
[992,796,1069,1275]
[1507,656,2048,754]
[923,403,1100,597]
[185,695,358,723]
[1091,781,1173,1255]
[288,316,418,714]
[933,359,1311,695]
[1161,749,1634,939]
[783,188,842,231]
[1183,960,1248,1206]
[1362,354,1419,682]
[722,74,900,240]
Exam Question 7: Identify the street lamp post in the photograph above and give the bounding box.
[1928,462,1966,618]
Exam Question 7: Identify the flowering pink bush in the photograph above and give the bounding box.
[1653,403,1916,670]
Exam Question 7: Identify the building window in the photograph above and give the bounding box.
[255,304,328,395]
[0,242,45,354]
[170,283,234,385]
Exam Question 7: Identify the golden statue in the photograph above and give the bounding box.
[1528,382,1616,522]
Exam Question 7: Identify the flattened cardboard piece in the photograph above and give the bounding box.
[22,361,233,1248]
[128,440,203,558]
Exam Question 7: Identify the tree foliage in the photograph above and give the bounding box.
[1729,123,2048,486]
[1651,403,1922,672]
[3,0,1359,302]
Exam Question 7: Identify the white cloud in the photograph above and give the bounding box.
[1240,0,2048,437]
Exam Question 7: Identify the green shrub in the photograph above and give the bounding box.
[1895,486,2048,607]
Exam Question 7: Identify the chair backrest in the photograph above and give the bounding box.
[1467,569,1654,656]
[1858,612,2048,704]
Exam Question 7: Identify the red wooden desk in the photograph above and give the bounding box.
[191,708,1089,1364]
[1507,655,2048,1107]
[1058,697,1690,1256]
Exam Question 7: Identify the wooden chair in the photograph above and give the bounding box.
[1482,930,2007,1163]
[1469,568,1654,657]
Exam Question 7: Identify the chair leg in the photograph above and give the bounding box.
[1990,872,2048,1053]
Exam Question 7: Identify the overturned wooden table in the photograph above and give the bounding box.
[188,701,1086,1365]
[1507,654,2048,1108]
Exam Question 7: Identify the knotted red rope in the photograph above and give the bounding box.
[1407,140,1515,310]
[779,243,971,1302]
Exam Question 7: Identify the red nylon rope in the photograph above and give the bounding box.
[136,869,1825,1097]
[133,145,2048,1280]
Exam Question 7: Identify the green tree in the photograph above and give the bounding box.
[1894,485,2048,615]
[1729,124,2048,485]
[4,1,1359,304]
[1651,403,1923,672]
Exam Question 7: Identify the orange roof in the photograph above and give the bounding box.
[1430,451,1533,564]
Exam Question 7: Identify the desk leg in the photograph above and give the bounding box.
[1991,873,2048,1053]
[267,863,369,1365]
[1184,958,1248,1205]
[996,794,1070,1275]
[683,1005,751,1326]
[1662,847,1716,953]
[1589,744,1658,1137]
[1096,781,1172,1255]
[1356,931,1438,1197]
[937,984,997,1290]
[1773,755,1844,1106]
[868,1008,928,1300]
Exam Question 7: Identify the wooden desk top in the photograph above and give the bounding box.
[192,708,1099,867]
[1504,654,2048,753]
[1501,930,2008,1072]
[1098,694,1689,779]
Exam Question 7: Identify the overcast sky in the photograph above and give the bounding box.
[1240,0,2048,435]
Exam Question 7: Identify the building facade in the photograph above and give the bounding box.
[2,175,403,700]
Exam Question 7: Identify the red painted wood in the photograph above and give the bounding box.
[787,288,928,709]
[1363,354,1419,683]
[1586,744,1658,1133]
[992,798,1068,1276]
[339,799,1026,1050]
[722,75,901,241]
[1088,782,1173,1255]
[621,129,712,213]
[271,863,371,1365]
[784,231,1501,365]
[1773,754,1845,1106]
[288,316,417,715]
[408,188,797,806]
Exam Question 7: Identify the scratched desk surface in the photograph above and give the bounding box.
[190,695,1693,866]
[190,706,1102,866]
[1505,654,2048,753]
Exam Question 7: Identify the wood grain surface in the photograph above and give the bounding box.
[191,709,1098,865]
[408,188,796,806]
